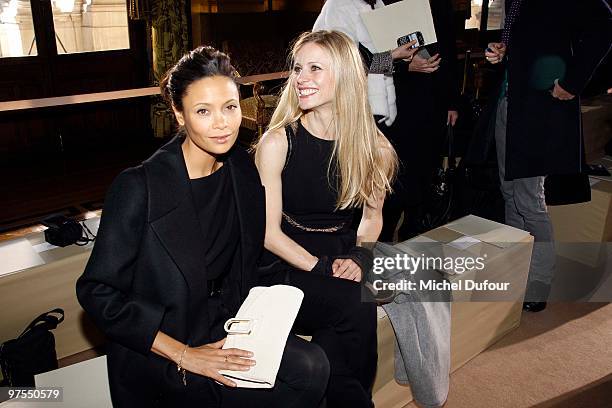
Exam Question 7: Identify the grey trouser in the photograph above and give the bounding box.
[495,94,555,295]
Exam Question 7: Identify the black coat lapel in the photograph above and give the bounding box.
[227,148,266,298]
[144,136,208,294]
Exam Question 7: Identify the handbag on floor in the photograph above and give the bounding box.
[422,124,460,230]
[0,308,64,386]
[220,285,304,388]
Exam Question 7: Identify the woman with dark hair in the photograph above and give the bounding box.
[76,46,329,407]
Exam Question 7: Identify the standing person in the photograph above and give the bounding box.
[76,46,329,407]
[314,0,461,241]
[485,0,612,312]
[255,30,398,408]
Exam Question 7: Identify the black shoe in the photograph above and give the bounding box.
[523,301,547,313]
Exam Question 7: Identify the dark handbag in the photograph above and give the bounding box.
[421,125,459,230]
[0,308,64,386]
[41,215,95,247]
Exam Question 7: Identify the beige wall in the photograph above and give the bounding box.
[192,0,325,13]
[52,0,129,54]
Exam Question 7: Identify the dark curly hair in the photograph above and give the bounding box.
[364,0,376,9]
[160,46,239,112]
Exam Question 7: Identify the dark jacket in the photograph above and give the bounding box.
[76,135,265,405]
[392,0,460,123]
[503,0,611,180]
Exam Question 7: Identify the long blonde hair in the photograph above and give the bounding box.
[258,30,398,209]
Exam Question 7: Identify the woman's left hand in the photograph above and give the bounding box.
[332,258,362,281]
[551,79,575,100]
[408,53,441,73]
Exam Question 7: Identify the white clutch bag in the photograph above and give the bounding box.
[219,285,304,388]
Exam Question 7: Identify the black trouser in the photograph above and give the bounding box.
[111,314,329,408]
[220,335,330,408]
[262,269,378,408]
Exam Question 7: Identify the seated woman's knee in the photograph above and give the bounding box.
[299,342,331,384]
[281,337,330,393]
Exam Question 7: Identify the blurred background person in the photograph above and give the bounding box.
[485,0,612,312]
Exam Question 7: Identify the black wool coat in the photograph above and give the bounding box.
[76,135,265,405]
[503,0,611,180]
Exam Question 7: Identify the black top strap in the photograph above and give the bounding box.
[19,308,64,337]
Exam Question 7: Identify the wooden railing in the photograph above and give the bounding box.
[0,71,290,113]
[0,49,488,113]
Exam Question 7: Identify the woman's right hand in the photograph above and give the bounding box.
[181,338,256,387]
[391,41,419,62]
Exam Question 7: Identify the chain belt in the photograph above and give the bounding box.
[282,212,346,233]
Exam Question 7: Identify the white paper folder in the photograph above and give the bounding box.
[360,0,437,52]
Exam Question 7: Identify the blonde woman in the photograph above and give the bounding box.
[255,30,398,408]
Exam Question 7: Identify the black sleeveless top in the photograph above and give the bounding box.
[261,120,356,269]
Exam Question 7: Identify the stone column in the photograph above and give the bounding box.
[0,0,34,57]
[49,0,85,53]
[82,0,129,52]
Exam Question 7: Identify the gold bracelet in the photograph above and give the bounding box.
[177,344,188,386]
